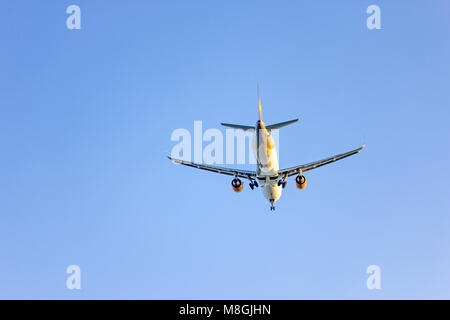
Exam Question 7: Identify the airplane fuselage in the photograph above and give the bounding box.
[253,120,282,206]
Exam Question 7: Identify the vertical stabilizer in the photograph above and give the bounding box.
[258,82,263,122]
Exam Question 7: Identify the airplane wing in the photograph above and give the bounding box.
[168,156,256,180]
[278,145,365,177]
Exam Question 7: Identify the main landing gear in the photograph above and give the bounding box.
[277,180,287,189]
[249,180,259,190]
[277,173,288,189]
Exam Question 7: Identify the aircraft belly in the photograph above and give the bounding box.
[262,184,282,203]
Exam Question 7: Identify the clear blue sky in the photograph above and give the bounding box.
[1,1,449,299]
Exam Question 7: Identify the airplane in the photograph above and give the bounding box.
[168,84,364,211]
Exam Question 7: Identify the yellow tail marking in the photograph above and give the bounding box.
[258,82,262,121]
[259,98,262,122]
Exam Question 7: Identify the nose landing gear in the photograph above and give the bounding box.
[270,199,275,211]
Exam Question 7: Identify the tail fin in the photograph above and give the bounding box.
[266,119,299,130]
[258,82,262,122]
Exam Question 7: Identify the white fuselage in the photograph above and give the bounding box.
[252,121,282,204]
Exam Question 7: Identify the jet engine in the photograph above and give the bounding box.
[231,178,243,193]
[295,175,307,189]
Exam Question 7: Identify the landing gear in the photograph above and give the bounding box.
[277,173,288,188]
[270,199,275,211]
[277,179,287,188]
[249,179,259,190]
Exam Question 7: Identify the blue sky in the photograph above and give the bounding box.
[1,0,449,299]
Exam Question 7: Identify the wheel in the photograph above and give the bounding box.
[282,181,287,189]
[249,183,254,190]
[253,181,259,188]
[277,180,282,186]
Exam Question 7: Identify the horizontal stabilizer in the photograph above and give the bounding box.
[266,119,299,130]
[220,123,254,131]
